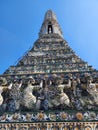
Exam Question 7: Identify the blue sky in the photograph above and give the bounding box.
[0,0,98,74]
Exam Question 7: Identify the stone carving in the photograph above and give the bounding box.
[58,79,72,89]
[0,77,12,106]
[59,90,70,106]
[0,74,98,112]
[21,77,36,109]
[0,87,3,106]
[87,79,98,105]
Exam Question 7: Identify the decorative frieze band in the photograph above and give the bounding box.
[0,122,98,130]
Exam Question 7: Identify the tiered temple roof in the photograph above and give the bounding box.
[3,10,96,77]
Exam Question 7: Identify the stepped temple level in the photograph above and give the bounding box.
[0,10,98,129]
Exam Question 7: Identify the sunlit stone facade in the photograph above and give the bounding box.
[0,10,98,129]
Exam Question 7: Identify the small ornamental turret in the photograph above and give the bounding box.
[39,10,63,37]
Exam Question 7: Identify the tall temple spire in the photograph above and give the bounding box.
[0,10,98,129]
[4,10,95,75]
[39,10,63,37]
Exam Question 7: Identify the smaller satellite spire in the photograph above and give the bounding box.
[39,10,63,37]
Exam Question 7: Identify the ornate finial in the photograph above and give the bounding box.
[44,9,57,21]
[39,10,63,37]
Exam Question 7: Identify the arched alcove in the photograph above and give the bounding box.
[48,22,53,34]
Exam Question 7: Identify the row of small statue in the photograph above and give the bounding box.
[0,74,98,112]
[0,111,98,122]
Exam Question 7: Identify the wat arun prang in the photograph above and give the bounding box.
[0,10,98,129]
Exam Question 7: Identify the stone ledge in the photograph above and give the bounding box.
[0,122,98,130]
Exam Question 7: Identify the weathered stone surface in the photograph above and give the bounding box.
[0,10,98,125]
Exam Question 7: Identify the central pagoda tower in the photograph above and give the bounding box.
[4,10,94,75]
[0,10,98,129]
